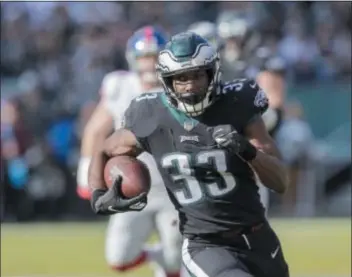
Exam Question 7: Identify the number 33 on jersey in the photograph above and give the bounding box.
[161,150,236,205]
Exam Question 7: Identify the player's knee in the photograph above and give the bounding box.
[106,251,147,272]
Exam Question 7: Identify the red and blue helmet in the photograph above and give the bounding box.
[126,26,169,69]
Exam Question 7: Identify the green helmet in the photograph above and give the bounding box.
[156,32,221,116]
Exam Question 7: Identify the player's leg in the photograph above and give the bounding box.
[105,210,154,271]
[182,238,253,277]
[239,223,290,277]
[154,207,183,276]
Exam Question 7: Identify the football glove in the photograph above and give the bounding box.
[91,176,147,215]
[212,125,257,161]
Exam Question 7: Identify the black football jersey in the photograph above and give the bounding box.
[123,79,269,236]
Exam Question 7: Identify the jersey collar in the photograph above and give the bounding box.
[160,93,199,131]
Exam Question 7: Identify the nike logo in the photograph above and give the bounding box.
[130,202,146,210]
[249,82,257,89]
[271,246,280,259]
[107,206,120,213]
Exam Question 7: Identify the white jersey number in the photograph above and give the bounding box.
[161,150,236,205]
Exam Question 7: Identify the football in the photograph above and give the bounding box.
[104,155,151,199]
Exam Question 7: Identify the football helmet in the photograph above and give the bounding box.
[216,11,254,41]
[156,32,221,116]
[217,11,260,61]
[126,26,168,83]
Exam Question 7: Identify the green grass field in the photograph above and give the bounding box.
[1,218,351,277]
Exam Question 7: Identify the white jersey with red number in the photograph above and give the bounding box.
[100,71,142,129]
[100,70,169,201]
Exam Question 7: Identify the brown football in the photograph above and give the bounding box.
[104,156,151,198]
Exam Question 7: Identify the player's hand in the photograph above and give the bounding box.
[212,125,257,161]
[91,176,147,215]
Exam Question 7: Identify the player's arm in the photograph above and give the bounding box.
[256,70,285,109]
[244,116,289,193]
[80,101,114,157]
[88,99,147,192]
[77,100,114,199]
[77,71,123,200]
[256,61,286,132]
[88,100,149,215]
[88,128,142,191]
[242,80,288,193]
[88,128,147,215]
[214,79,288,193]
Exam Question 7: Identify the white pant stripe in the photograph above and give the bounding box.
[181,239,210,277]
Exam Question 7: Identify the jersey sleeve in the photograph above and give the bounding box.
[223,79,269,127]
[245,79,269,116]
[122,95,158,152]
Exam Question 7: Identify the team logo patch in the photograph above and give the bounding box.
[254,89,268,108]
[180,135,199,143]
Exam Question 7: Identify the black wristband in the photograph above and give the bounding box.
[241,142,257,162]
[90,188,107,214]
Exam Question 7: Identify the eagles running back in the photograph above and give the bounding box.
[90,32,289,277]
[123,79,268,235]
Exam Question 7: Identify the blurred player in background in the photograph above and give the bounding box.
[275,101,315,215]
[77,26,182,277]
[187,21,220,50]
[216,11,287,212]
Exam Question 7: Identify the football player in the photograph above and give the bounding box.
[89,32,290,277]
[217,11,287,210]
[76,26,182,277]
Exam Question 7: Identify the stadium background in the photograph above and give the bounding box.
[1,2,351,277]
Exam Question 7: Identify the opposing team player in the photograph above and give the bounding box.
[77,26,182,277]
[89,32,290,277]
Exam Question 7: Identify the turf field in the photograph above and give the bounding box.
[1,218,350,277]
